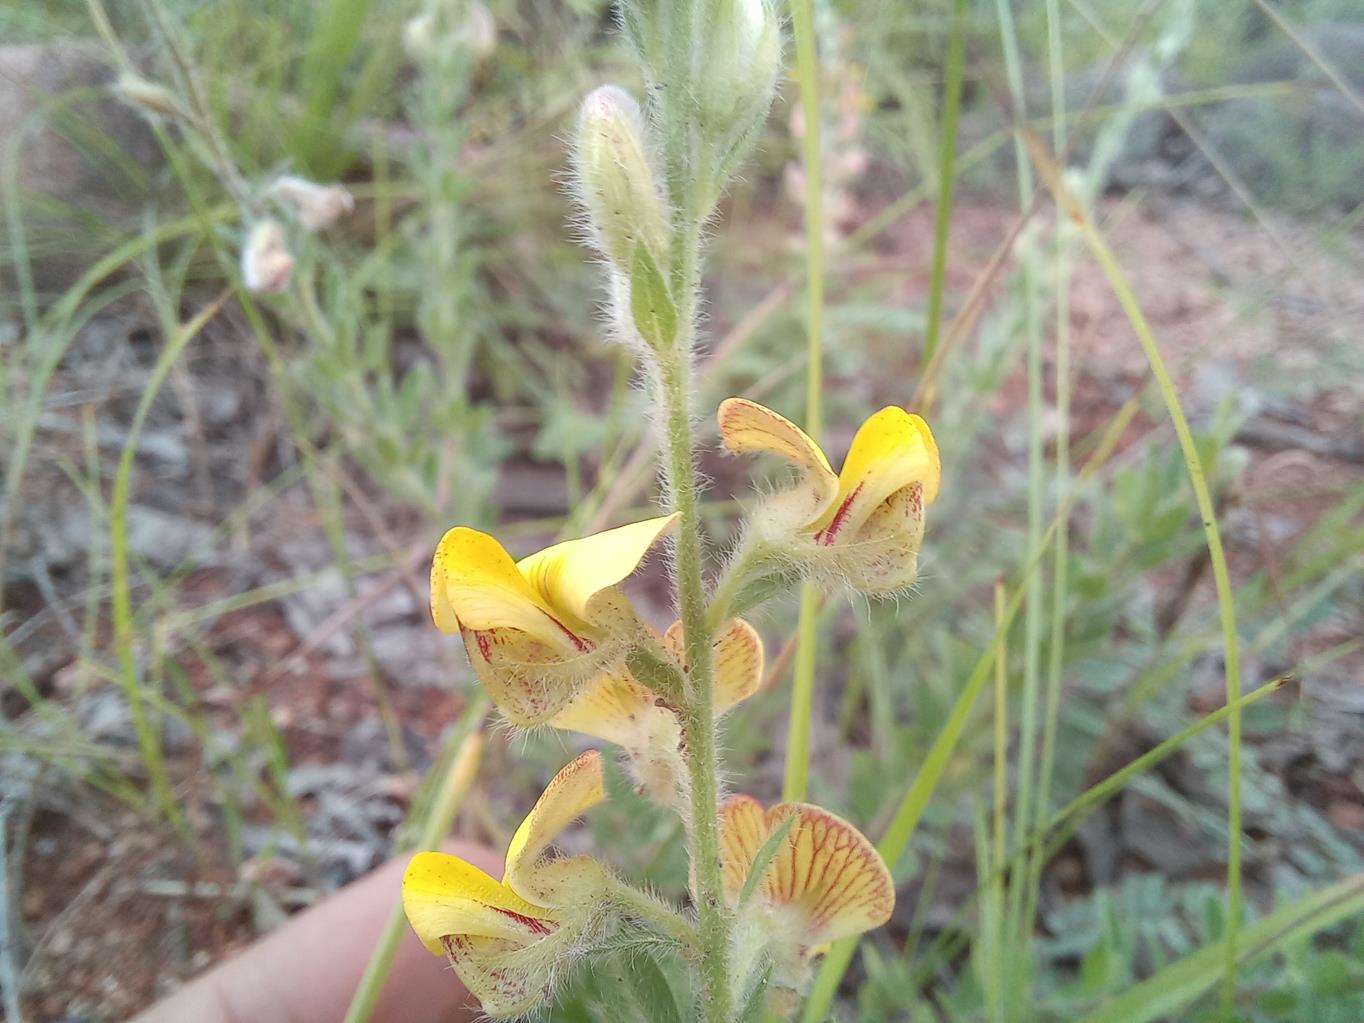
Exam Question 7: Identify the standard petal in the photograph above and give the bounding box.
[663,618,763,715]
[402,851,555,955]
[504,750,606,894]
[548,669,656,747]
[718,398,840,520]
[718,794,770,903]
[432,527,586,650]
[517,514,678,625]
[813,408,940,543]
[762,803,895,946]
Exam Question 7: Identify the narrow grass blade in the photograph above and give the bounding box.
[343,699,488,1023]
[1021,128,1246,1014]
[110,288,231,832]
[782,0,824,805]
[921,0,968,368]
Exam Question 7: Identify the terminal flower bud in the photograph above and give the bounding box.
[572,85,671,269]
[430,515,678,724]
[404,0,497,62]
[550,618,762,801]
[719,398,940,593]
[404,751,611,1017]
[266,174,354,232]
[700,0,781,144]
[240,220,294,294]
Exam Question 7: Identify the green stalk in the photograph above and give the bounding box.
[783,0,824,805]
[656,159,731,1017]
[1028,0,1072,935]
[990,581,1009,1023]
[661,341,732,1023]
[109,289,230,834]
[920,0,967,367]
[343,698,488,1023]
[994,0,1044,960]
[1024,138,1245,1017]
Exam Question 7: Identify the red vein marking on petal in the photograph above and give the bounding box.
[814,483,863,545]
[475,630,494,662]
[492,907,555,935]
[542,610,592,652]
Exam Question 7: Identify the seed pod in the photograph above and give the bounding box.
[572,85,670,269]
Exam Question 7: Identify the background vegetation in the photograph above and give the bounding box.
[1,0,1362,1020]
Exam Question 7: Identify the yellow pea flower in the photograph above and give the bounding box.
[719,795,894,952]
[550,618,763,800]
[431,515,678,724]
[717,397,940,592]
[403,750,608,1017]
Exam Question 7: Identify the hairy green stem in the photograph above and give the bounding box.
[656,176,732,1016]
[602,873,702,949]
[661,345,732,1022]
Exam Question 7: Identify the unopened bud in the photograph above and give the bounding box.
[240,220,294,294]
[572,86,670,268]
[403,12,439,59]
[266,175,354,232]
[404,0,496,62]
[466,2,497,58]
[701,0,780,141]
[116,73,179,118]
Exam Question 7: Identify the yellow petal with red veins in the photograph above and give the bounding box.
[718,398,839,520]
[813,408,940,542]
[548,670,657,747]
[763,803,894,945]
[718,794,770,901]
[504,750,606,894]
[402,851,555,955]
[432,527,584,650]
[664,618,763,715]
[720,798,895,947]
[518,514,678,625]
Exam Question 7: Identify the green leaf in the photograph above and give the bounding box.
[737,813,797,909]
[1078,875,1364,1023]
[623,953,684,1023]
[629,242,677,350]
[736,964,775,1023]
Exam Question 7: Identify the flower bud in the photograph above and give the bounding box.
[572,86,670,269]
[404,0,496,63]
[700,0,781,142]
[466,2,497,58]
[240,220,294,294]
[115,74,179,118]
[266,175,354,232]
